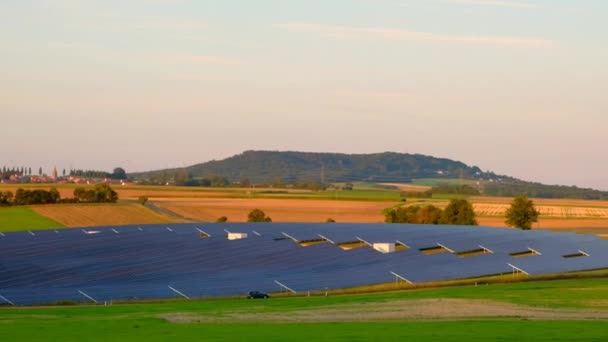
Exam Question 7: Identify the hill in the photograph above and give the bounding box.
[131,150,608,199]
[132,150,494,184]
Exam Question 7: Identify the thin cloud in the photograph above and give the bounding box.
[277,23,552,47]
[445,0,537,9]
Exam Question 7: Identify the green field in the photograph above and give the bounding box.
[2,278,607,341]
[0,207,64,231]
[413,178,480,187]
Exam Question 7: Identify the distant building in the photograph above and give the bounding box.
[52,167,58,181]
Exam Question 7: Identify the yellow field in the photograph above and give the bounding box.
[473,203,608,218]
[156,198,391,223]
[32,204,182,227]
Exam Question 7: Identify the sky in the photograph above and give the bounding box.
[1,0,607,189]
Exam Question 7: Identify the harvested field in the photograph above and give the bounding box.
[474,203,608,219]
[471,196,608,208]
[155,198,392,223]
[478,217,608,230]
[32,204,183,227]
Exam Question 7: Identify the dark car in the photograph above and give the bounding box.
[247,291,270,299]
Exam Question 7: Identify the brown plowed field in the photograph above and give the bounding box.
[156,198,391,223]
[32,204,182,227]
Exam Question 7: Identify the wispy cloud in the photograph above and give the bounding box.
[445,0,537,9]
[277,23,552,47]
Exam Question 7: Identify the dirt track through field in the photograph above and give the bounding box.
[160,298,608,323]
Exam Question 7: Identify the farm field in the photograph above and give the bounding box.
[156,198,392,223]
[30,203,182,228]
[1,278,608,341]
[1,183,608,233]
[0,207,64,231]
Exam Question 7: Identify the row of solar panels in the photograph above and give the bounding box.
[1,223,607,305]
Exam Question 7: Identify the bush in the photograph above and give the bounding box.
[216,216,228,223]
[247,209,272,222]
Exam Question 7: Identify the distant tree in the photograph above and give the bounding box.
[173,169,191,185]
[94,183,118,203]
[209,175,230,187]
[342,183,354,191]
[48,187,61,203]
[110,167,127,180]
[439,199,478,225]
[247,209,272,222]
[326,218,336,223]
[384,206,418,223]
[239,178,252,188]
[384,205,443,224]
[0,191,13,206]
[505,195,540,230]
[62,169,66,177]
[138,196,149,206]
[74,184,118,203]
[38,167,42,176]
[216,216,228,223]
[415,205,443,224]
[13,188,60,205]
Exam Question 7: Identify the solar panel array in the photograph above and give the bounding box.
[1,223,607,305]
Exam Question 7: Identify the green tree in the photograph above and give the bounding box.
[247,209,272,222]
[94,183,118,203]
[439,199,478,225]
[0,191,13,206]
[110,167,127,180]
[415,205,443,224]
[505,195,540,230]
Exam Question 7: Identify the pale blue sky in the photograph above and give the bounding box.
[2,0,607,189]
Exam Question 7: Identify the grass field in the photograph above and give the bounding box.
[2,278,607,341]
[0,207,64,231]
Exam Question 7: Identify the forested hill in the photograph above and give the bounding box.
[131,151,608,199]
[132,150,497,184]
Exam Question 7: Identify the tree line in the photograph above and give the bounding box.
[384,199,478,225]
[0,184,118,206]
[385,196,540,230]
[69,168,127,180]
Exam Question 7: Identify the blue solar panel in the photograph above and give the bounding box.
[1,223,607,305]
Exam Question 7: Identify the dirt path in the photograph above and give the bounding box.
[160,298,608,323]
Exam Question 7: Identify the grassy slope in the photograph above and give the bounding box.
[1,278,608,341]
[0,207,64,231]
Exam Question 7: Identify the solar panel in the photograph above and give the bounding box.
[1,223,607,305]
